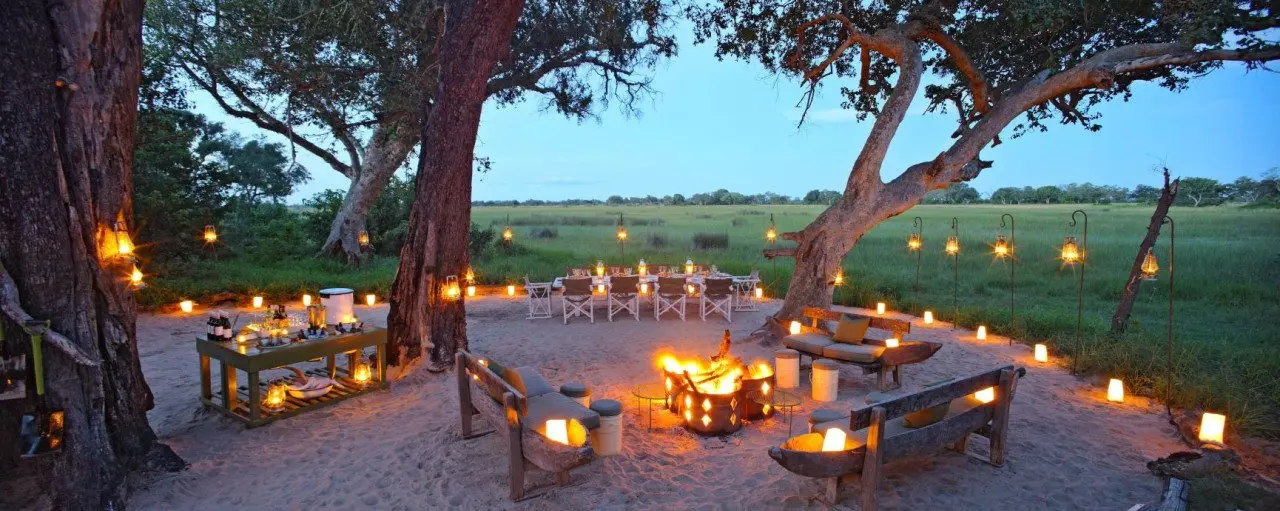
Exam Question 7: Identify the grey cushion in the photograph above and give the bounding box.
[560,383,590,398]
[808,408,847,426]
[832,315,870,344]
[775,348,800,360]
[782,333,835,354]
[503,367,556,398]
[526,392,601,430]
[590,399,622,417]
[821,343,885,363]
[813,359,841,371]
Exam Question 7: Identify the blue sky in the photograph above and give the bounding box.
[194,29,1280,203]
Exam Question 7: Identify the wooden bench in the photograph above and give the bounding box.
[774,307,941,390]
[769,364,1025,510]
[455,351,594,501]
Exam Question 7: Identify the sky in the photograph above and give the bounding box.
[193,28,1280,204]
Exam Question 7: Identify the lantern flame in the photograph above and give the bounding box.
[545,419,569,445]
[1199,413,1226,444]
[821,428,847,452]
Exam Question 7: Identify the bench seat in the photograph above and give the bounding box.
[821,343,885,363]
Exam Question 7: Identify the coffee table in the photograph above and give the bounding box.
[631,382,668,430]
[748,388,802,436]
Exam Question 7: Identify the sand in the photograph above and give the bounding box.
[16,297,1192,509]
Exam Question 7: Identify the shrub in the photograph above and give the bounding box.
[531,228,558,239]
[693,232,729,250]
[647,234,669,248]
[731,218,746,226]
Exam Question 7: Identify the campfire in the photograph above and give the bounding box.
[657,331,775,436]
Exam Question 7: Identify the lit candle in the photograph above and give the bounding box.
[755,287,763,299]
[789,321,801,335]
[466,285,476,297]
[975,387,995,403]
[976,326,987,340]
[639,282,648,294]
[179,300,194,313]
[302,294,312,307]
[885,337,899,348]
[1107,379,1125,403]
[876,302,886,315]
[597,284,606,294]
[252,296,264,308]
[821,428,847,452]
[506,284,516,296]
[923,311,934,324]
[1199,413,1226,444]
[366,294,376,306]
[1034,344,1048,362]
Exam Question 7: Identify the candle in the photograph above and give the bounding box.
[876,302,886,315]
[179,300,194,313]
[976,326,987,340]
[506,285,516,296]
[923,311,934,324]
[252,296,264,308]
[1034,344,1048,362]
[885,337,899,348]
[366,294,376,306]
[302,294,312,307]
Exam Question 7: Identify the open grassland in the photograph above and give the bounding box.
[147,204,1280,436]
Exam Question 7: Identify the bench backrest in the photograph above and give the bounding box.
[847,364,1013,430]
[459,350,527,416]
[802,307,911,339]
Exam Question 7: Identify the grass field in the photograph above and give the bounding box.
[145,203,1280,437]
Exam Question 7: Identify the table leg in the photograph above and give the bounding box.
[327,355,336,379]
[221,361,238,410]
[248,371,261,421]
[376,343,386,383]
[199,355,211,401]
[346,351,357,377]
[787,407,794,437]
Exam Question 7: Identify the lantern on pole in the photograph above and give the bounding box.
[1140,249,1159,281]
[947,217,960,320]
[616,214,627,254]
[997,213,1016,340]
[1066,210,1088,373]
[765,214,777,243]
[908,217,922,290]
[502,214,513,243]
[1143,216,1177,416]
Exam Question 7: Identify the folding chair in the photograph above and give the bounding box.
[654,276,687,321]
[607,275,640,321]
[733,270,761,311]
[700,278,734,322]
[523,275,553,319]
[561,277,594,324]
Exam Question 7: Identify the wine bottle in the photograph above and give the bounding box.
[205,314,216,341]
[213,311,224,340]
[222,313,233,340]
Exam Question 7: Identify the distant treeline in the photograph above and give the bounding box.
[473,170,1280,208]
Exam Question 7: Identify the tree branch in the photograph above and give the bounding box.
[0,264,98,366]
[763,248,797,259]
[910,22,990,114]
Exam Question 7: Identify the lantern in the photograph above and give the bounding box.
[1199,413,1226,444]
[445,275,461,299]
[506,285,516,296]
[112,220,134,257]
[302,294,312,307]
[885,337,899,348]
[366,294,376,306]
[684,258,694,275]
[1107,379,1125,403]
[358,230,371,248]
[253,296,264,308]
[639,283,648,294]
[598,284,607,294]
[833,269,844,286]
[975,387,995,404]
[464,268,476,285]
[1140,249,1159,281]
[179,300,194,314]
[976,326,987,340]
[907,232,922,251]
[502,226,513,242]
[616,226,628,241]
[596,260,605,277]
[203,224,218,244]
[129,265,144,287]
[945,236,960,255]
[637,259,647,276]
[876,302,886,315]
[1034,344,1049,362]
[993,234,1010,259]
[821,427,847,452]
[1060,236,1081,264]
[789,321,802,335]
[766,226,777,242]
[466,285,477,297]
[352,356,372,387]
[923,311,934,324]
[264,380,288,410]
[755,287,764,299]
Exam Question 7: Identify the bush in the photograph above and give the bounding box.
[531,228,558,239]
[693,232,729,250]
[731,218,746,226]
[647,234,669,248]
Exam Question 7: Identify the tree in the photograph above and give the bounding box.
[1224,176,1261,203]
[1033,186,1064,204]
[1131,184,1162,203]
[989,186,1022,204]
[1177,177,1225,206]
[1112,168,1178,334]
[386,0,526,370]
[0,0,182,507]
[148,0,676,264]
[691,0,1280,322]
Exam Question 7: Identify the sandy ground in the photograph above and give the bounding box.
[30,297,1194,509]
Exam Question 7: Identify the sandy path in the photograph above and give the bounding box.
[111,297,1185,509]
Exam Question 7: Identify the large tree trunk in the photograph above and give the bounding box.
[1111,169,1179,334]
[0,0,182,508]
[319,121,420,265]
[386,0,524,371]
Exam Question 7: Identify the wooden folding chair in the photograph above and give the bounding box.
[561,278,594,324]
[654,276,687,321]
[522,275,553,319]
[607,275,640,321]
[700,278,734,322]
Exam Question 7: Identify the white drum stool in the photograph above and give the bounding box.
[812,359,840,402]
[775,349,800,389]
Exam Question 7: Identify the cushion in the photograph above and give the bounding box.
[832,315,871,344]
[782,333,835,354]
[821,343,885,363]
[503,367,556,399]
[813,359,842,371]
[525,392,601,430]
[808,409,847,426]
[589,399,623,417]
[560,383,590,398]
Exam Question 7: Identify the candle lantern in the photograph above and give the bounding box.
[789,320,801,336]
[112,219,134,257]
[180,300,194,314]
[639,283,648,294]
[1034,344,1049,363]
[264,380,288,410]
[974,387,995,403]
[637,259,647,276]
[366,294,376,306]
[203,224,218,244]
[467,285,477,297]
[501,214,513,243]
[1107,379,1125,403]
[765,214,778,243]
[302,294,312,307]
[755,287,764,299]
[358,230,371,248]
[993,234,1010,258]
[253,296,264,308]
[506,284,516,296]
[1140,249,1159,281]
[684,258,694,275]
[616,214,628,243]
[1199,413,1226,444]
[998,213,1017,342]
[923,311,934,324]
[444,275,461,300]
[976,326,987,340]
[352,356,373,387]
[596,260,605,277]
[907,232,921,251]
[1066,210,1088,373]
[876,302,886,315]
[945,236,960,255]
[1060,236,1081,264]
[821,427,848,452]
[885,337,899,348]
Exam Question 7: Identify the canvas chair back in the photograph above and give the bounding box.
[610,276,640,295]
[658,277,687,296]
[704,278,733,297]
[563,277,593,296]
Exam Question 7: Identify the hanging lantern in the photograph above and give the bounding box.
[596,260,605,277]
[1140,249,1159,281]
[358,230,371,248]
[684,258,694,275]
[832,268,844,286]
[1199,413,1226,444]
[444,275,461,300]
[1060,236,1081,264]
[766,213,777,243]
[129,265,144,288]
[637,259,647,276]
[203,224,218,244]
[945,236,960,255]
[616,214,628,242]
[993,234,1010,259]
[502,214,514,242]
[112,219,134,257]
[352,356,373,387]
[907,232,922,251]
